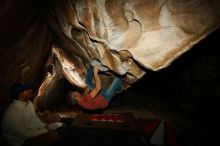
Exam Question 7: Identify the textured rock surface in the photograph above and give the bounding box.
[0,0,219,110]
[0,0,53,112]
[47,0,220,85]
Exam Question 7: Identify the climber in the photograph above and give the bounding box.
[66,65,122,110]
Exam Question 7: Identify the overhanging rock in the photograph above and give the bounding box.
[47,0,220,87]
[0,0,219,110]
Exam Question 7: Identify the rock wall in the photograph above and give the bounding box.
[0,0,53,112]
[0,0,219,110]
[47,0,220,85]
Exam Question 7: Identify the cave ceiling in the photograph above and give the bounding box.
[0,0,220,109]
